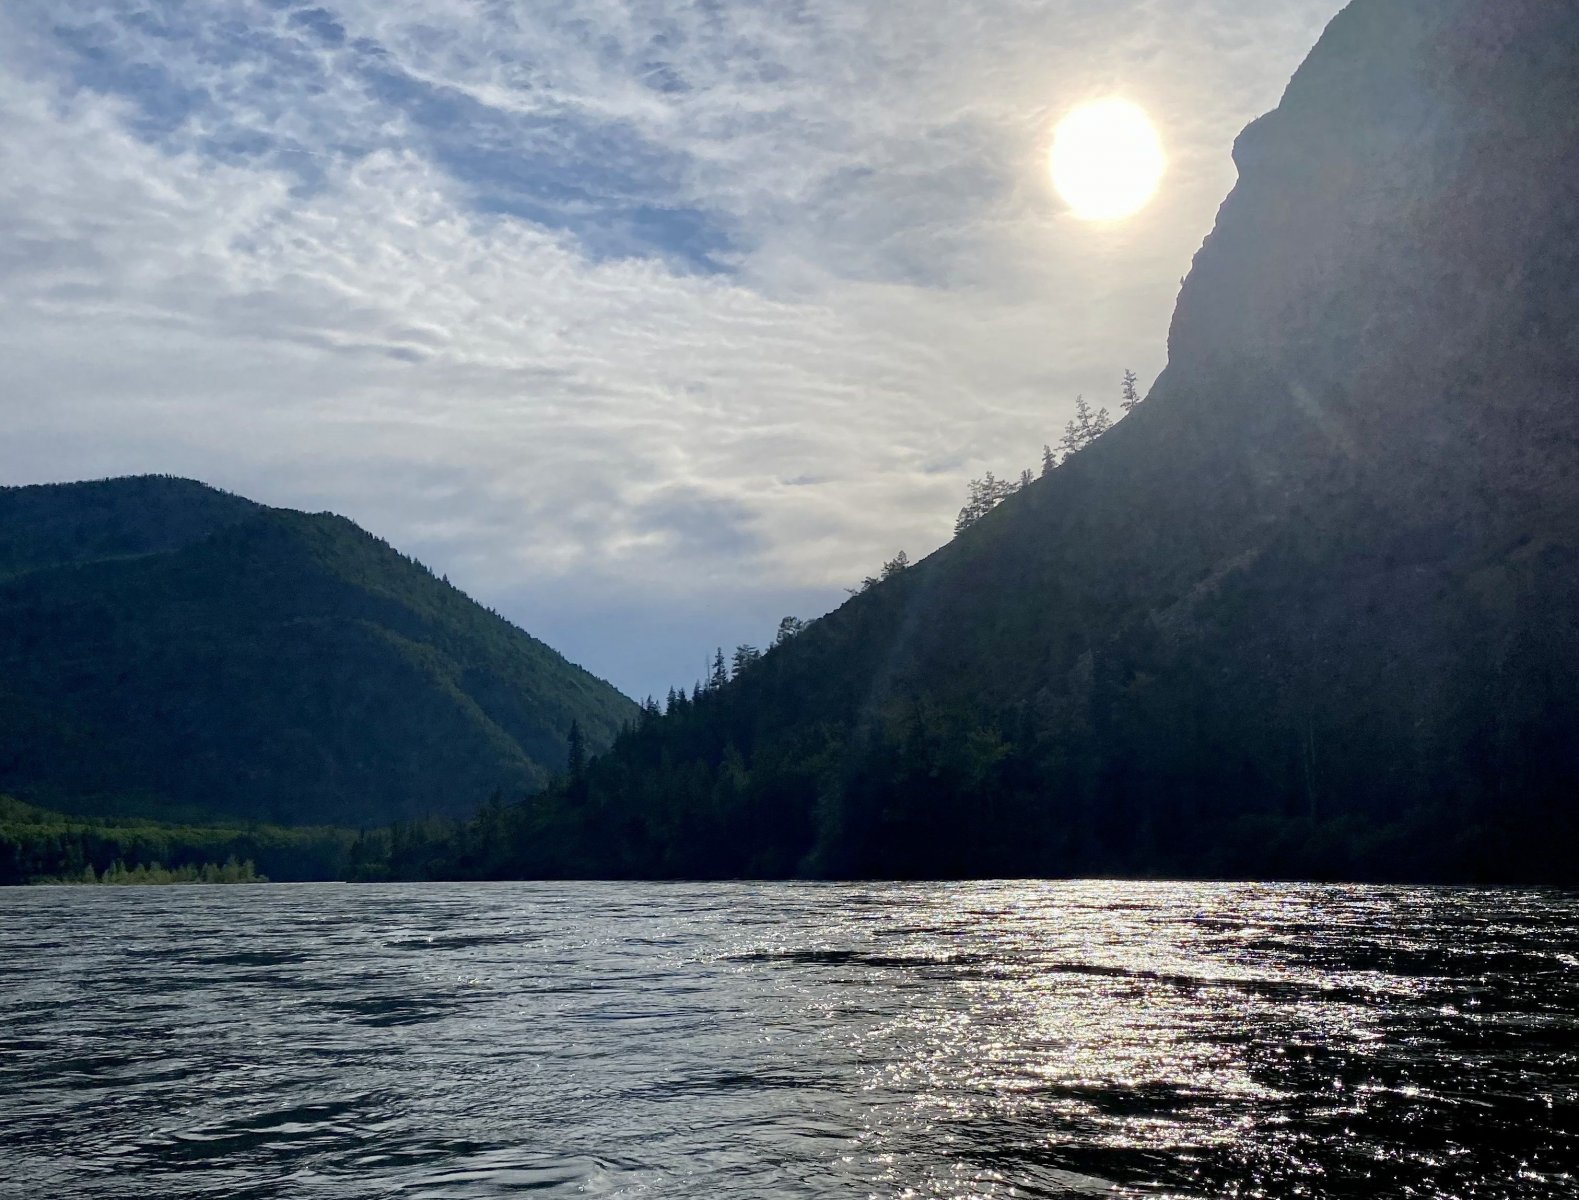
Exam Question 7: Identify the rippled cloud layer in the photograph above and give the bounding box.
[0,0,1342,697]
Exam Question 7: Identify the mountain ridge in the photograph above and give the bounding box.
[399,0,1579,883]
[0,474,261,580]
[0,475,636,826]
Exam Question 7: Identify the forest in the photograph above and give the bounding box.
[7,340,1577,889]
[0,475,634,829]
[0,796,355,886]
[6,0,1579,891]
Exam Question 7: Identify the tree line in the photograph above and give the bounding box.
[0,796,356,885]
[956,370,1140,535]
[44,857,265,885]
[638,372,1143,725]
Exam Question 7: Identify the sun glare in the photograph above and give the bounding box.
[1050,99,1165,222]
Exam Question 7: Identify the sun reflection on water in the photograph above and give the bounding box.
[2,880,1575,1199]
[815,881,1574,1198]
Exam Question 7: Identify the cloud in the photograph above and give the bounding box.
[0,0,1344,698]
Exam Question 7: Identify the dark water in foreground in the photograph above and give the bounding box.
[2,883,1576,1199]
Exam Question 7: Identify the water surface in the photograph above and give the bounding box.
[1,882,1575,1197]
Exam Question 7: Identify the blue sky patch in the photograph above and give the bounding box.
[33,1,735,272]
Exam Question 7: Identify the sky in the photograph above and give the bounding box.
[0,0,1346,701]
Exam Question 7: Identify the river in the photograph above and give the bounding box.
[1,881,1575,1198]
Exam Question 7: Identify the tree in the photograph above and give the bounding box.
[850,552,909,595]
[881,551,911,578]
[709,648,729,691]
[774,616,806,647]
[732,644,762,676]
[1121,369,1141,413]
[1041,444,1057,477]
[954,483,983,536]
[1018,468,1034,491]
[1058,395,1111,461]
[955,471,1018,535]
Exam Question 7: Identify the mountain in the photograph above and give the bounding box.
[411,0,1579,884]
[0,475,263,579]
[0,476,636,826]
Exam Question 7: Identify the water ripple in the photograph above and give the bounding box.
[0,881,1576,1198]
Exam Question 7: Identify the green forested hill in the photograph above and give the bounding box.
[0,477,636,826]
[0,475,261,579]
[399,0,1579,885]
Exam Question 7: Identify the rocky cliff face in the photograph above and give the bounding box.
[1120,0,1579,822]
[892,0,1579,722]
[1028,0,1579,874]
[1166,0,1579,479]
[438,0,1579,882]
[859,0,1576,875]
[1181,2,1507,365]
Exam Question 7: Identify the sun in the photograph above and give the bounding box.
[1049,99,1166,222]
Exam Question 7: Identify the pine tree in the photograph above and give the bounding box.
[732,644,761,676]
[881,550,911,578]
[1041,444,1057,477]
[709,649,729,691]
[1058,395,1112,461]
[1121,368,1141,413]
[849,573,881,595]
[955,479,985,535]
[773,616,806,647]
[954,470,1023,535]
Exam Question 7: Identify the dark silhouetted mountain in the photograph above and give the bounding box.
[0,477,636,825]
[410,0,1579,884]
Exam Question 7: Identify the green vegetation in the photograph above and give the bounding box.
[391,0,1579,889]
[0,474,260,581]
[47,857,265,886]
[365,546,1569,884]
[0,477,636,828]
[359,12,1579,891]
[956,374,1126,536]
[0,796,354,885]
[8,4,1579,889]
